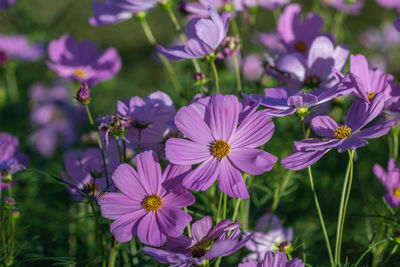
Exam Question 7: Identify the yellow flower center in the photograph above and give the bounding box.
[294,41,307,54]
[73,68,86,79]
[142,195,163,212]
[393,188,400,198]
[334,125,352,139]
[367,92,375,101]
[211,140,231,160]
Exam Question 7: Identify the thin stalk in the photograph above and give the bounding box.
[216,190,224,223]
[130,239,139,265]
[89,197,106,267]
[184,207,192,237]
[307,166,334,267]
[382,243,398,266]
[354,239,388,267]
[233,54,242,94]
[7,183,12,198]
[7,217,16,265]
[210,60,220,93]
[393,131,399,160]
[223,193,227,220]
[5,62,18,103]
[121,136,127,163]
[108,240,119,267]
[1,206,7,258]
[232,175,248,222]
[139,17,182,93]
[334,149,355,266]
[84,104,110,188]
[115,137,123,163]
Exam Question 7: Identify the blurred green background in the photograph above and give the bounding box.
[1,0,400,266]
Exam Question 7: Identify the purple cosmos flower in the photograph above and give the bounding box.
[47,34,122,86]
[268,36,349,92]
[157,7,231,60]
[277,4,328,55]
[376,0,400,11]
[239,251,304,267]
[0,0,17,10]
[245,80,353,118]
[347,54,400,110]
[243,213,293,262]
[243,0,291,10]
[96,115,131,148]
[99,151,195,246]
[374,158,400,208]
[90,0,159,26]
[321,0,364,15]
[29,83,80,158]
[117,91,178,153]
[395,17,400,32]
[0,34,44,62]
[143,216,252,266]
[182,0,241,19]
[282,93,395,170]
[166,94,277,199]
[257,31,286,54]
[61,148,119,201]
[0,133,28,191]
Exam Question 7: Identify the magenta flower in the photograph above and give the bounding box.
[347,54,400,111]
[143,216,252,266]
[268,36,349,92]
[0,133,28,191]
[321,0,364,15]
[157,7,231,60]
[0,34,44,62]
[243,213,293,262]
[183,0,240,19]
[29,83,80,158]
[246,80,353,118]
[166,94,277,199]
[99,151,194,246]
[374,158,400,208]
[239,251,304,267]
[277,4,327,55]
[47,34,122,86]
[61,148,119,201]
[117,91,177,153]
[282,94,395,170]
[0,0,17,10]
[90,0,159,26]
[241,54,264,81]
[376,0,400,11]
[243,0,291,10]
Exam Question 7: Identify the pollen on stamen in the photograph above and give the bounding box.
[294,41,307,54]
[142,195,163,212]
[367,92,375,101]
[334,125,352,139]
[73,68,87,79]
[393,188,400,199]
[211,139,231,160]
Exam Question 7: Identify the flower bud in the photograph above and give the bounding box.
[4,196,16,209]
[76,82,91,105]
[10,209,20,219]
[279,241,293,254]
[0,52,8,66]
[1,170,12,183]
[217,36,240,59]
[194,72,206,85]
[295,106,309,120]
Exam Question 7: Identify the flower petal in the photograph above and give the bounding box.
[99,192,142,220]
[166,138,211,165]
[136,151,163,195]
[281,150,330,170]
[310,116,338,138]
[112,163,146,201]
[110,210,145,243]
[182,157,219,191]
[337,137,368,153]
[229,147,277,175]
[137,212,166,247]
[191,216,212,243]
[157,207,192,237]
[354,120,394,139]
[218,158,249,199]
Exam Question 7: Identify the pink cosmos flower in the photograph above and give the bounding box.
[99,151,195,246]
[321,0,364,15]
[0,34,44,62]
[239,251,304,267]
[374,158,400,208]
[47,34,122,86]
[166,94,277,199]
[376,0,400,12]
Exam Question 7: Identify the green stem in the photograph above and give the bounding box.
[89,197,106,267]
[393,132,398,160]
[7,217,16,265]
[216,190,223,223]
[354,239,389,267]
[121,136,127,163]
[210,60,220,93]
[139,17,182,93]
[84,104,110,189]
[184,207,192,237]
[115,137,123,163]
[108,240,119,267]
[382,243,398,266]
[1,206,7,258]
[233,54,242,94]
[223,193,227,220]
[334,149,354,266]
[130,239,139,265]
[307,166,334,267]
[5,62,18,103]
[7,183,12,198]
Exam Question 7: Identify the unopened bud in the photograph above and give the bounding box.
[2,171,12,183]
[11,209,20,219]
[194,72,206,85]
[295,106,309,120]
[4,196,16,209]
[76,82,91,105]
[279,241,293,253]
